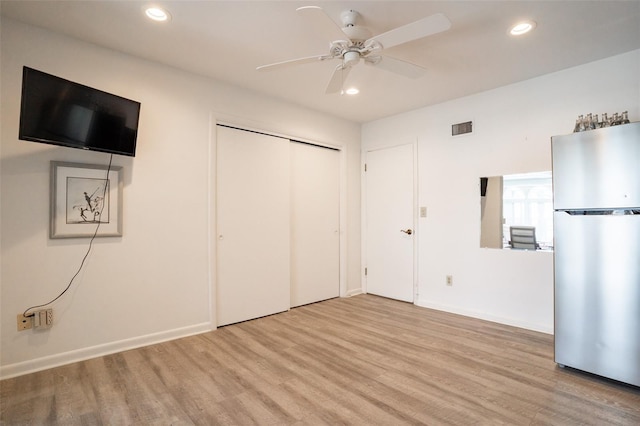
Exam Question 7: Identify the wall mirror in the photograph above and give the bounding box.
[480,171,553,251]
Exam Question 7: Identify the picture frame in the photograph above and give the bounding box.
[50,161,123,239]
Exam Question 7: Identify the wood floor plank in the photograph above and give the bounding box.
[2,294,640,425]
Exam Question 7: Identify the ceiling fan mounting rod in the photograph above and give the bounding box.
[340,10,359,27]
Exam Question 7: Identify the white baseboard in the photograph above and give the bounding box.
[344,288,364,298]
[0,322,213,380]
[415,299,553,335]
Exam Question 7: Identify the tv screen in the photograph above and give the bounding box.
[19,67,141,157]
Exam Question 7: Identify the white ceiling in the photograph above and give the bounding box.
[2,1,639,123]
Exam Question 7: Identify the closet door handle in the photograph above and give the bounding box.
[401,229,412,235]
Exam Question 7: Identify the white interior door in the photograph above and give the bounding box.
[216,126,290,326]
[365,144,415,302]
[290,142,340,307]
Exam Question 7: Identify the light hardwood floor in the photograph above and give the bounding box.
[2,294,640,425]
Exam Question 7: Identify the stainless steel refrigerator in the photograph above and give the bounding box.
[552,121,640,387]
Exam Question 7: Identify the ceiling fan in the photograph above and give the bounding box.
[256,6,451,94]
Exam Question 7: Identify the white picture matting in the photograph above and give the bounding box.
[50,161,123,238]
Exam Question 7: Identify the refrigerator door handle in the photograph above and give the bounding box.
[559,209,640,216]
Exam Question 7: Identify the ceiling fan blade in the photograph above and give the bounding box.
[256,54,331,71]
[325,65,352,94]
[365,56,427,79]
[368,13,451,50]
[297,6,349,42]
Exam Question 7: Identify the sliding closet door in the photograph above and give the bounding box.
[290,142,340,307]
[216,126,290,326]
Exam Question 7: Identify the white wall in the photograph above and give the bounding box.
[362,49,640,334]
[0,18,361,379]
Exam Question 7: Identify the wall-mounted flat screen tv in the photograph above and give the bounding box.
[19,67,141,157]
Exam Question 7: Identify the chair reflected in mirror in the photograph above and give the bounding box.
[510,226,538,250]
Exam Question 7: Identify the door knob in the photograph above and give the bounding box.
[401,229,413,235]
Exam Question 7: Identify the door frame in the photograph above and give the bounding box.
[208,116,348,328]
[362,140,419,302]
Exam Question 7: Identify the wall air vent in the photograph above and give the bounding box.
[452,121,473,136]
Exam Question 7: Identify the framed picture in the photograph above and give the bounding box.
[50,161,123,238]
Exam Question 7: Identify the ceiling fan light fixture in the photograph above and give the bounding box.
[343,51,360,67]
[145,6,171,22]
[510,20,536,36]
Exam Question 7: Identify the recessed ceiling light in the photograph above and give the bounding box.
[510,20,536,36]
[145,7,170,22]
[344,87,359,95]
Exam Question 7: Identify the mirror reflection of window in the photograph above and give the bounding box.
[502,172,553,249]
[480,171,553,251]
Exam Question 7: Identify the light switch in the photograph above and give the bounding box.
[420,206,427,218]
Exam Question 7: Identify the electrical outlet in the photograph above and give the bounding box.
[446,275,453,286]
[33,309,53,329]
[17,314,33,331]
